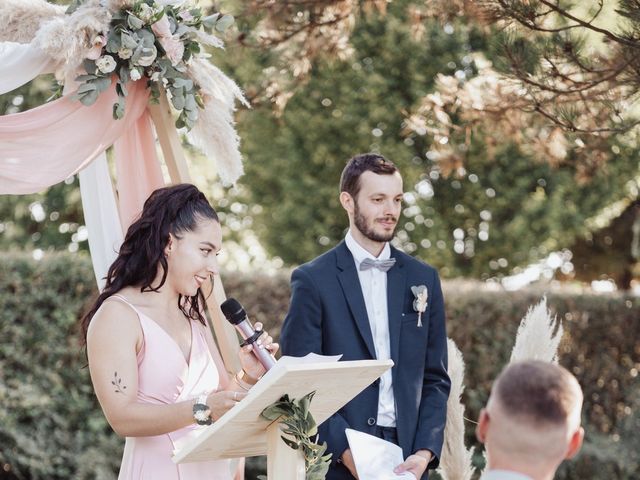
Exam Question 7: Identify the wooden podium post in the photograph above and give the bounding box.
[172,359,394,479]
[267,423,305,479]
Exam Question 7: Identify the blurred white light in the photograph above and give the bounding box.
[32,249,44,261]
[416,180,434,199]
[591,280,617,292]
[29,202,46,222]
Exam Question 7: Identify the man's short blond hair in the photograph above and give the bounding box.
[484,360,584,465]
[491,360,583,430]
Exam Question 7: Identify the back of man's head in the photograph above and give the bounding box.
[477,360,584,480]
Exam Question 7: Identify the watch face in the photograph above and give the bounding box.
[193,402,212,424]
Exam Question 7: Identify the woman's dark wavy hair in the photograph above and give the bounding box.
[81,183,219,343]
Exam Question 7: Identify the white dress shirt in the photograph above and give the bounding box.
[345,230,396,427]
[480,470,533,480]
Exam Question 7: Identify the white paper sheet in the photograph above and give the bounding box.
[346,428,415,480]
[260,353,343,382]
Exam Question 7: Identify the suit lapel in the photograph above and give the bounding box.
[336,242,377,359]
[387,247,406,370]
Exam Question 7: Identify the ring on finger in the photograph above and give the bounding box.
[233,392,237,401]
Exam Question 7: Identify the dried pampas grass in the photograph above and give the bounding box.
[437,338,476,480]
[510,296,564,364]
[0,0,66,43]
[187,57,249,184]
[23,0,112,82]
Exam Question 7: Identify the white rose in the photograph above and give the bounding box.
[150,72,160,82]
[139,4,155,23]
[130,68,142,81]
[95,55,117,74]
[118,48,133,60]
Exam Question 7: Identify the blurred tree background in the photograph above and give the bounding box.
[1,0,639,287]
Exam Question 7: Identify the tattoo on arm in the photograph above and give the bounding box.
[112,371,127,394]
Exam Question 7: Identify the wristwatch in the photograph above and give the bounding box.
[193,394,213,425]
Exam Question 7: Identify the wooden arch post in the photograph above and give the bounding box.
[149,89,241,375]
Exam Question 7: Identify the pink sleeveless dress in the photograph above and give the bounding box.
[108,295,233,480]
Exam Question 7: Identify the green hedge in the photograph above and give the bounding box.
[1,253,638,479]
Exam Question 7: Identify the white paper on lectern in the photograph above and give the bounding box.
[260,353,343,382]
[277,352,343,366]
[346,428,416,480]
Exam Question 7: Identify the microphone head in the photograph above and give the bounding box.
[220,298,246,325]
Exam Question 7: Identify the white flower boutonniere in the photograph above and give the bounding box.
[411,285,428,327]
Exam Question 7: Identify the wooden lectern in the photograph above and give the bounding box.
[172,359,394,479]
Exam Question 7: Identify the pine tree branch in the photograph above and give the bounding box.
[537,0,638,48]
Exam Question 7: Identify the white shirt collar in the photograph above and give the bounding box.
[345,229,391,265]
[481,470,533,480]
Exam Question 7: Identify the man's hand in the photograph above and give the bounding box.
[340,448,359,479]
[393,449,432,479]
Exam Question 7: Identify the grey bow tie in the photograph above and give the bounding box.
[359,257,396,272]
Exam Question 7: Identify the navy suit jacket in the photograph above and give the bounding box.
[280,241,450,480]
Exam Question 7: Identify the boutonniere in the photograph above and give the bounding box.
[411,285,428,327]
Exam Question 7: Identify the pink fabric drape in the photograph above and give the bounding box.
[0,79,149,194]
[113,111,165,230]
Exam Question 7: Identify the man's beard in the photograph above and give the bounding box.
[354,202,397,243]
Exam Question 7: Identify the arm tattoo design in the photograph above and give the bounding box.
[112,371,127,394]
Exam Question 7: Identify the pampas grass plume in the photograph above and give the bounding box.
[510,296,564,364]
[187,57,249,184]
[437,338,476,480]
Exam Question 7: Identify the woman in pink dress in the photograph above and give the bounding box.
[81,184,278,479]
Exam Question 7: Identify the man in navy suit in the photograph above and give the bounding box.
[280,153,450,479]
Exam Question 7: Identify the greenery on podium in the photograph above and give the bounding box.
[259,391,331,480]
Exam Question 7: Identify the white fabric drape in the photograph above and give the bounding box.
[0,42,55,95]
[79,157,124,290]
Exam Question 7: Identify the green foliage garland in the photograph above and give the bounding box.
[260,391,331,480]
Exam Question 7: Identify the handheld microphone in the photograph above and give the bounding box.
[220,298,277,371]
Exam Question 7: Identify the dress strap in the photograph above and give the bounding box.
[107,294,141,315]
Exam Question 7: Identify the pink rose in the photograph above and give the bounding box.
[86,34,106,60]
[152,16,184,65]
[179,10,194,22]
[161,35,184,65]
[151,16,172,38]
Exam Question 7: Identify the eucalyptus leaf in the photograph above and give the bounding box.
[171,94,185,111]
[137,29,156,48]
[75,74,96,82]
[119,65,130,84]
[76,83,97,94]
[121,32,139,50]
[106,31,122,53]
[174,24,188,37]
[127,14,144,30]
[113,97,125,119]
[79,89,99,106]
[214,14,234,33]
[281,436,299,450]
[116,81,128,98]
[94,77,112,92]
[184,95,197,111]
[83,59,97,75]
[201,13,220,30]
[172,77,188,88]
